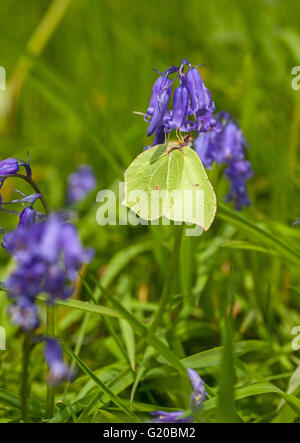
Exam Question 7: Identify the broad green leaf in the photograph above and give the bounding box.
[123,142,217,230]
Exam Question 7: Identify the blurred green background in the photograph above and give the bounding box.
[1,0,300,423]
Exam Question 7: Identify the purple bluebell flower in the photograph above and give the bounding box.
[0,158,20,175]
[147,78,173,137]
[44,338,74,386]
[18,207,37,228]
[67,165,96,205]
[292,219,300,225]
[195,112,253,210]
[142,59,217,146]
[3,215,94,330]
[165,77,190,132]
[225,178,251,210]
[187,368,207,413]
[186,68,215,115]
[150,369,206,423]
[8,297,40,331]
[150,411,192,424]
[0,154,32,178]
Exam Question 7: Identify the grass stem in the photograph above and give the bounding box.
[150,224,184,333]
[20,332,32,423]
[46,304,55,418]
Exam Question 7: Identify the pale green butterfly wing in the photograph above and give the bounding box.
[123,142,216,231]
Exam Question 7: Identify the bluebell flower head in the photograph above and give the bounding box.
[292,219,300,225]
[195,112,253,210]
[142,59,217,147]
[3,215,94,330]
[44,338,75,386]
[67,165,96,205]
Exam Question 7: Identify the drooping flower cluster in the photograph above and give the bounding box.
[67,165,96,205]
[0,155,94,385]
[194,112,253,210]
[150,369,206,423]
[2,215,94,331]
[143,59,220,148]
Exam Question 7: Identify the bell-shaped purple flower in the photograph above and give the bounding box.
[44,338,75,386]
[186,68,215,115]
[194,133,216,169]
[150,368,206,423]
[166,79,190,131]
[187,369,207,414]
[67,165,96,205]
[225,178,251,210]
[0,158,20,175]
[8,297,40,331]
[225,160,253,181]
[150,411,192,424]
[147,77,172,137]
[18,207,37,228]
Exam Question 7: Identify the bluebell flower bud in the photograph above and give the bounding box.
[0,158,19,175]
[18,207,37,228]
